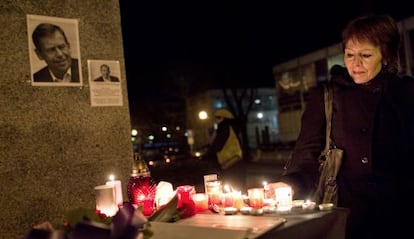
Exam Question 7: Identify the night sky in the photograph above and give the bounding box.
[119,0,412,105]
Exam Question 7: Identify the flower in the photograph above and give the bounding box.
[24,203,151,239]
[155,181,175,207]
[23,193,198,239]
[177,200,197,219]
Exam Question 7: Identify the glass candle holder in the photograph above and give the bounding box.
[127,175,156,216]
[136,193,156,216]
[192,193,209,212]
[222,192,234,207]
[176,185,195,207]
[232,192,244,210]
[248,188,265,209]
[203,174,218,193]
[205,180,223,205]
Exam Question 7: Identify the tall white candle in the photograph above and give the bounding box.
[106,175,123,206]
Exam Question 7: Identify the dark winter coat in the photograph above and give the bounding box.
[280,68,414,238]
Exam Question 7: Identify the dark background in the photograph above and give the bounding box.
[119,0,412,104]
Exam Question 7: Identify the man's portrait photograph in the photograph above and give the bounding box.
[88,60,123,107]
[27,14,82,86]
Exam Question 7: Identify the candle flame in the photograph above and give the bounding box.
[224,184,231,193]
[108,174,115,181]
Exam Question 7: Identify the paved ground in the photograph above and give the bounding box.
[148,148,292,193]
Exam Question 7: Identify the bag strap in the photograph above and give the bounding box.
[323,85,333,152]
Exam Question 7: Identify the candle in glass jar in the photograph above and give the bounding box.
[192,193,209,211]
[176,185,195,207]
[203,174,217,193]
[222,184,234,207]
[232,191,244,210]
[222,192,234,207]
[205,181,222,205]
[137,193,155,216]
[248,188,264,208]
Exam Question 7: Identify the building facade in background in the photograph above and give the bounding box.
[186,88,279,150]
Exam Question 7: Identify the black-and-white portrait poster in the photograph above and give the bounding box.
[27,14,82,87]
[88,60,123,107]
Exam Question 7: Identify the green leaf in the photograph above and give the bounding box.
[56,207,111,232]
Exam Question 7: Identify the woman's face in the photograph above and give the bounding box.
[344,39,383,84]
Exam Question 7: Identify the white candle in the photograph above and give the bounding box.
[106,175,123,206]
[94,184,118,217]
[275,186,292,212]
[204,174,217,193]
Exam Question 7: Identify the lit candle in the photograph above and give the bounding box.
[137,193,155,216]
[176,185,195,207]
[192,193,209,212]
[222,185,234,207]
[94,184,118,217]
[275,186,292,212]
[263,181,270,198]
[247,188,264,208]
[232,191,244,210]
[205,180,222,205]
[203,174,218,193]
[106,175,123,206]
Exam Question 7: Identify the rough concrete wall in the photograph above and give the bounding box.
[0,1,133,238]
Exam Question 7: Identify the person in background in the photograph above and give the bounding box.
[94,64,120,82]
[32,23,80,83]
[269,14,414,239]
[203,108,246,192]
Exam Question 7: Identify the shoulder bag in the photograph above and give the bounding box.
[314,85,344,206]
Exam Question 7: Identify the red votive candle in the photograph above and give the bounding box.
[176,185,195,207]
[137,193,155,216]
[222,192,234,207]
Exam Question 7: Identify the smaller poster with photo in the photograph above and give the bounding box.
[88,60,123,107]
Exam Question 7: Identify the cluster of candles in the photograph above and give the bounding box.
[94,174,318,217]
[202,175,301,215]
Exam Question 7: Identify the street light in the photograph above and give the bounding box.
[197,110,210,149]
[198,110,208,120]
[131,129,140,152]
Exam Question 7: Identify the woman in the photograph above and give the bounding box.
[270,14,414,239]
